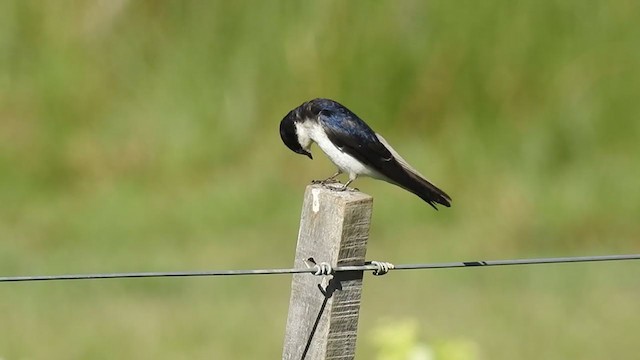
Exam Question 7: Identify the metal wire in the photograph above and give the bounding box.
[0,254,638,283]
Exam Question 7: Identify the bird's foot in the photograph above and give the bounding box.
[312,171,342,185]
[312,179,358,192]
[309,180,345,191]
[334,181,358,192]
[336,186,359,192]
[311,178,341,185]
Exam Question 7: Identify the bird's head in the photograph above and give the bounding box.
[279,109,313,159]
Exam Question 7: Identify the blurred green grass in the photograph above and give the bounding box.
[1,1,639,359]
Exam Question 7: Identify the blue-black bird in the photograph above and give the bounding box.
[279,98,451,209]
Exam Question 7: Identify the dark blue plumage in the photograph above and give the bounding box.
[280,98,451,209]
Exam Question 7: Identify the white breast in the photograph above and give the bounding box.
[295,121,384,180]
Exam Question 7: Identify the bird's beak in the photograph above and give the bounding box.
[295,148,312,159]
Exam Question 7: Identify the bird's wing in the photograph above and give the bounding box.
[377,133,452,207]
[375,133,426,179]
[317,110,395,172]
[318,111,451,208]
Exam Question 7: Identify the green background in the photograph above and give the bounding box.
[1,1,639,359]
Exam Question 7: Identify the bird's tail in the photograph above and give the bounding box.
[383,166,452,210]
[406,174,451,210]
[375,134,452,209]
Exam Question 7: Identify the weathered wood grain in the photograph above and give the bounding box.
[282,184,373,360]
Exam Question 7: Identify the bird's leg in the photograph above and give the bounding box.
[322,171,342,184]
[312,170,342,185]
[337,177,359,192]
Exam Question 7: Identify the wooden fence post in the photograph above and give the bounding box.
[282,184,373,360]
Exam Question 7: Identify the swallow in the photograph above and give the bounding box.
[279,98,451,209]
